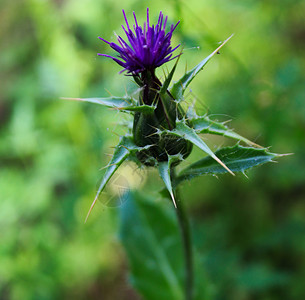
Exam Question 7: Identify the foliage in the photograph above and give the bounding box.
[1,0,304,299]
[120,191,212,300]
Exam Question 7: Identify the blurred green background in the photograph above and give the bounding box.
[1,0,304,299]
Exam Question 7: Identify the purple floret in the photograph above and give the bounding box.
[98,8,180,75]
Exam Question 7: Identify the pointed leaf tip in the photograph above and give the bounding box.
[212,154,235,176]
[171,34,233,102]
[170,191,177,208]
[62,96,156,113]
[175,145,279,186]
[167,121,234,176]
[84,195,99,223]
[158,159,179,208]
[84,136,138,222]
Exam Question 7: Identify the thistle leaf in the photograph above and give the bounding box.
[85,136,139,222]
[116,104,155,114]
[171,34,233,102]
[62,96,155,114]
[167,120,234,175]
[119,192,185,300]
[175,145,278,185]
[191,115,261,147]
[158,155,182,208]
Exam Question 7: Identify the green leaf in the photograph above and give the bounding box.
[191,115,260,147]
[160,52,181,96]
[85,136,139,222]
[171,35,233,102]
[176,145,278,185]
[158,155,182,208]
[167,120,234,175]
[62,96,155,114]
[120,104,155,114]
[120,192,184,300]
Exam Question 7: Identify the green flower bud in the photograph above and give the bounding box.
[133,70,193,166]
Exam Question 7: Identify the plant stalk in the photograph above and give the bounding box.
[171,168,193,300]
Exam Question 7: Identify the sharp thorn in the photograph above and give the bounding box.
[170,191,177,208]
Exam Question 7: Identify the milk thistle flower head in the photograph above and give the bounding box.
[64,8,282,221]
[98,8,180,75]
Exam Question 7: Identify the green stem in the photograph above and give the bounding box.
[171,168,193,300]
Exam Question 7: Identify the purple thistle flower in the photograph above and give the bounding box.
[98,8,180,75]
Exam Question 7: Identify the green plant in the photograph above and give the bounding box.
[64,8,286,300]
